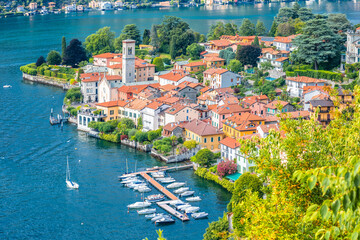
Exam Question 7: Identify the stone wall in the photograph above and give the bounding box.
[22,73,77,90]
[151,146,200,163]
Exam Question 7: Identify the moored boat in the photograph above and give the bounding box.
[138,187,151,193]
[192,212,208,219]
[127,201,151,209]
[145,194,165,202]
[185,206,200,213]
[145,213,163,219]
[167,182,186,189]
[155,216,175,225]
[174,187,189,194]
[3,85,12,88]
[186,196,202,202]
[66,157,79,189]
[137,208,156,215]
[180,191,195,197]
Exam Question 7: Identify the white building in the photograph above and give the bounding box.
[141,102,171,131]
[220,137,240,162]
[80,72,102,103]
[122,99,149,126]
[97,75,123,103]
[122,39,136,84]
[273,35,297,52]
[286,76,326,98]
[156,71,198,86]
[77,109,106,132]
[65,4,76,12]
[303,86,329,111]
[346,28,360,64]
[257,48,289,71]
[100,2,113,10]
[203,68,241,89]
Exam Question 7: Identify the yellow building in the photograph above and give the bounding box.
[308,99,335,126]
[222,112,265,138]
[184,119,224,151]
[202,56,226,68]
[95,100,128,121]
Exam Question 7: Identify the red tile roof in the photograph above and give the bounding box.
[165,104,187,115]
[159,71,189,82]
[203,68,228,75]
[275,57,289,62]
[264,100,291,109]
[145,101,164,110]
[213,103,249,115]
[219,137,240,148]
[287,76,326,83]
[258,123,280,134]
[184,61,207,67]
[210,39,232,47]
[203,56,226,62]
[96,100,128,108]
[184,119,223,136]
[224,112,265,131]
[93,53,121,59]
[163,121,188,132]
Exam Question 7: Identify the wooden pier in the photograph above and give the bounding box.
[140,172,178,200]
[157,201,189,221]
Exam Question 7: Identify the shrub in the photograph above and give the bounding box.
[217,160,237,178]
[64,87,82,103]
[148,130,161,142]
[128,128,138,139]
[70,109,78,116]
[134,131,148,143]
[51,71,57,77]
[36,56,46,67]
[231,172,263,205]
[191,148,215,167]
[100,133,121,143]
[177,137,183,144]
[183,140,197,150]
[195,167,234,192]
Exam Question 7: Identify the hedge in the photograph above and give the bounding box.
[100,133,121,143]
[195,167,234,193]
[286,69,343,82]
[19,66,37,76]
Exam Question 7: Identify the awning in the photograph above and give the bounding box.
[225,172,241,181]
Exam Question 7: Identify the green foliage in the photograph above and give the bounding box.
[219,48,235,65]
[276,22,296,37]
[118,118,135,129]
[85,27,115,55]
[327,13,352,42]
[292,18,342,70]
[142,29,150,45]
[228,59,242,73]
[191,148,215,167]
[255,20,267,36]
[46,50,62,65]
[153,137,173,154]
[231,172,263,207]
[186,43,205,60]
[235,45,261,67]
[203,214,229,240]
[134,131,148,143]
[239,19,255,36]
[153,57,165,71]
[100,132,121,143]
[148,129,161,142]
[128,128,138,139]
[207,21,238,40]
[183,140,197,150]
[61,36,66,59]
[137,116,143,130]
[150,24,160,51]
[251,36,260,46]
[20,64,37,76]
[195,167,234,193]
[269,20,278,37]
[169,36,176,60]
[286,69,343,82]
[36,56,46,67]
[64,87,82,103]
[114,24,141,51]
[63,39,87,67]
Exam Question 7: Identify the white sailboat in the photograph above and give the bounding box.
[66,157,79,189]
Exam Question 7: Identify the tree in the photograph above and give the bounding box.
[118,118,135,129]
[186,43,205,60]
[219,48,235,65]
[260,61,273,71]
[276,22,296,37]
[36,56,46,67]
[276,7,295,23]
[327,13,352,42]
[63,39,87,67]
[183,140,197,150]
[169,36,177,60]
[203,214,229,240]
[142,29,150,45]
[297,7,314,22]
[269,20,278,37]
[153,57,164,71]
[292,17,342,70]
[236,45,261,67]
[85,27,115,55]
[191,148,215,167]
[231,172,263,206]
[47,50,62,65]
[251,36,260,46]
[239,19,255,36]
[114,24,141,51]
[64,87,82,102]
[207,21,225,40]
[255,20,267,36]
[150,25,160,50]
[228,59,242,73]
[224,22,238,36]
[137,116,143,130]
[61,36,66,59]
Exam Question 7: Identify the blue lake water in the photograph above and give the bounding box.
[1,1,360,239]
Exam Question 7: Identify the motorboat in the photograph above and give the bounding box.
[127,201,151,209]
[185,206,200,213]
[180,191,195,197]
[168,200,184,206]
[156,177,174,182]
[3,85,12,88]
[151,172,165,178]
[176,204,191,211]
[138,187,151,193]
[155,216,175,225]
[151,214,170,222]
[137,208,156,215]
[121,178,140,184]
[186,196,202,202]
[126,181,145,188]
[133,184,148,191]
[118,174,136,181]
[145,194,165,202]
[192,212,208,219]
[167,182,186,189]
[174,187,189,194]
[160,178,176,184]
[66,157,79,189]
[145,213,163,219]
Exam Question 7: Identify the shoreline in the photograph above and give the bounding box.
[22,73,76,90]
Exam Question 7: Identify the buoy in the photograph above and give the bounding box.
[75,148,77,150]
[79,160,81,162]
[81,223,84,225]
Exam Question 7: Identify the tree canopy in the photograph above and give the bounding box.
[186,43,205,60]
[114,24,141,51]
[191,148,215,167]
[239,19,255,36]
[235,45,261,67]
[62,39,87,67]
[47,50,62,65]
[84,27,115,55]
[255,20,267,36]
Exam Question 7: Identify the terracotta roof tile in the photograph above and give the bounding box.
[159,71,188,82]
[184,119,223,136]
[219,137,240,149]
[93,53,121,59]
[165,104,187,115]
[210,39,232,47]
[213,103,249,114]
[264,100,291,109]
[287,76,326,83]
[96,100,128,108]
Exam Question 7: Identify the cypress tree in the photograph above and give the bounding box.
[252,36,260,47]
[269,20,278,37]
[150,25,160,50]
[61,36,66,60]
[170,36,177,60]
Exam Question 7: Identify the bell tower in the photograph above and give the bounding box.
[122,39,135,84]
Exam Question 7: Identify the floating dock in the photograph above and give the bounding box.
[157,201,189,221]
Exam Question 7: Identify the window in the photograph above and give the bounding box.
[134,113,136,118]
[110,117,114,120]
[211,137,214,142]
[110,110,114,115]
[204,138,207,143]
[218,136,220,141]
[186,109,189,113]
[222,115,225,119]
